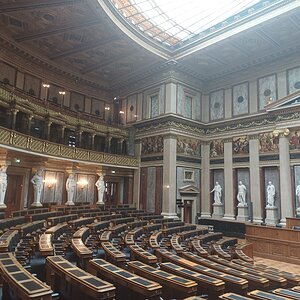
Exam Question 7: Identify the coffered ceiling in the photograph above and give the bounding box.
[0,0,299,94]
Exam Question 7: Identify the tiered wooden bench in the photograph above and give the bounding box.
[68,217,96,230]
[47,214,77,227]
[39,233,53,256]
[209,256,287,288]
[178,227,208,240]
[156,248,248,294]
[111,217,135,226]
[163,225,197,237]
[273,288,300,299]
[191,239,209,257]
[149,231,163,249]
[0,252,53,300]
[212,244,232,260]
[88,220,111,233]
[0,229,20,252]
[46,256,115,300]
[248,289,290,299]
[71,227,93,269]
[182,252,269,290]
[197,232,223,244]
[127,260,198,299]
[100,230,112,242]
[88,258,162,299]
[231,259,296,286]
[160,261,225,297]
[129,244,157,264]
[234,243,254,263]
[125,227,144,245]
[219,292,253,299]
[0,216,26,231]
[101,241,126,265]
[171,234,184,254]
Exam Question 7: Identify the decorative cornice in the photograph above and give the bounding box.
[0,127,138,168]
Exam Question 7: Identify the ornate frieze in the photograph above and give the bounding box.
[141,135,164,155]
[177,137,201,157]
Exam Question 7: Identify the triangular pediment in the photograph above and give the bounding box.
[266,90,300,112]
[179,185,199,194]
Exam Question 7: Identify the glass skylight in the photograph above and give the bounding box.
[111,0,264,47]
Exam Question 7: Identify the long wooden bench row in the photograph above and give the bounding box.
[0,252,53,300]
[0,229,20,252]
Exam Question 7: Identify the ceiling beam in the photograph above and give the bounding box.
[49,36,120,60]
[81,50,133,74]
[14,19,101,42]
[0,0,81,13]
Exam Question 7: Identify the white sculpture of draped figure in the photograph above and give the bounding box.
[31,168,43,207]
[0,166,8,208]
[66,173,76,206]
[95,174,105,205]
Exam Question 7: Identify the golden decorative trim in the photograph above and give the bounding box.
[0,127,138,168]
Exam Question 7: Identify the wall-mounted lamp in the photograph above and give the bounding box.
[119,110,125,114]
[42,83,50,88]
[105,106,110,111]
[43,178,57,189]
[77,179,88,189]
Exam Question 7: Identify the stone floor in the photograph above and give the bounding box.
[254,256,300,275]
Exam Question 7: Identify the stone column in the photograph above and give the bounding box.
[60,126,66,144]
[106,134,112,153]
[44,121,52,140]
[133,140,141,208]
[223,138,235,220]
[249,135,263,223]
[91,133,96,150]
[10,109,18,130]
[279,131,293,225]
[161,134,178,219]
[201,142,211,218]
[118,139,124,154]
[77,130,82,148]
[27,115,33,135]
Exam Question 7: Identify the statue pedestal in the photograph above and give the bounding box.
[161,212,179,220]
[296,207,300,217]
[65,201,75,206]
[0,203,7,209]
[265,206,278,225]
[96,200,105,205]
[212,203,224,218]
[31,202,43,208]
[237,204,249,221]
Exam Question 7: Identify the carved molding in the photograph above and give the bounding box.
[0,127,138,168]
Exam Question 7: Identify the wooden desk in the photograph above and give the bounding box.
[191,240,208,257]
[101,241,126,265]
[39,233,53,256]
[0,252,52,300]
[234,243,254,263]
[245,224,300,264]
[149,231,162,249]
[71,238,93,269]
[182,252,269,291]
[160,261,225,297]
[209,256,287,288]
[127,260,198,299]
[273,288,300,299]
[248,290,290,300]
[170,234,184,254]
[231,259,298,287]
[219,292,253,299]
[0,229,19,252]
[156,248,248,294]
[286,217,300,229]
[88,258,162,299]
[46,256,115,300]
[45,222,68,239]
[129,244,157,264]
[100,231,112,242]
[47,214,77,227]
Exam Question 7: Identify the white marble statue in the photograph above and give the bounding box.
[296,181,300,209]
[211,181,222,204]
[95,174,105,204]
[237,181,247,206]
[0,166,8,208]
[31,168,43,207]
[66,173,76,205]
[266,181,276,207]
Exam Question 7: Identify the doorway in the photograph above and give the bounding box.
[183,200,193,223]
[5,174,23,216]
[105,182,119,205]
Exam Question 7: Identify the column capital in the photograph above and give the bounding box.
[223,138,232,143]
[163,134,177,140]
[248,134,260,140]
[201,140,210,146]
